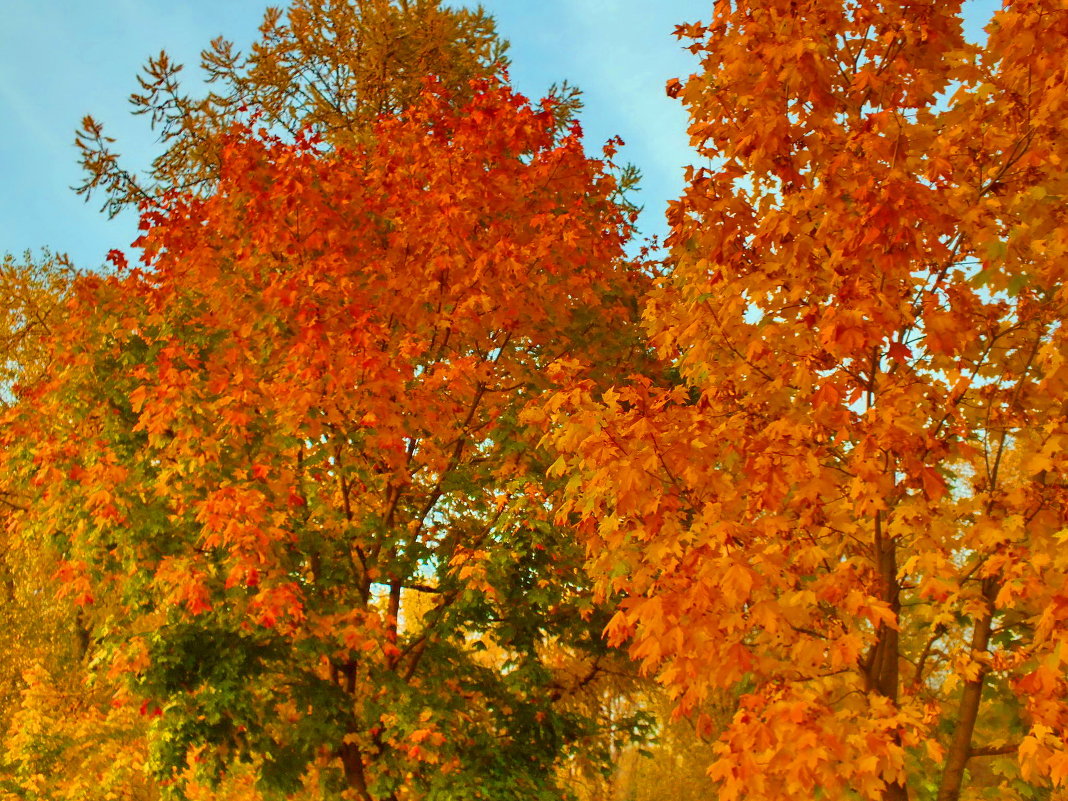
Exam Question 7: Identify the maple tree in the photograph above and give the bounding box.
[3,77,644,801]
[543,2,1068,800]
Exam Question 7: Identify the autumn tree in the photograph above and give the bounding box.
[76,0,510,217]
[3,79,644,800]
[4,3,636,798]
[545,2,1068,800]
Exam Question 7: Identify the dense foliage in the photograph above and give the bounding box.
[547,1,1068,799]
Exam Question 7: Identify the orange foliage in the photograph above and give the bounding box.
[545,2,1068,800]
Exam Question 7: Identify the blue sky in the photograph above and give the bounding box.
[1,1,998,270]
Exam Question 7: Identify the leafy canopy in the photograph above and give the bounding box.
[545,2,1068,800]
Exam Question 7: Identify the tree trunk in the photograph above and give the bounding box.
[870,511,909,801]
[936,578,997,801]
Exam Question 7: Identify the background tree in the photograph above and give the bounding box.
[76,0,512,217]
[0,662,156,801]
[607,692,724,801]
[0,252,101,796]
[4,79,644,801]
[0,252,71,401]
[546,1,1068,800]
[554,678,725,801]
